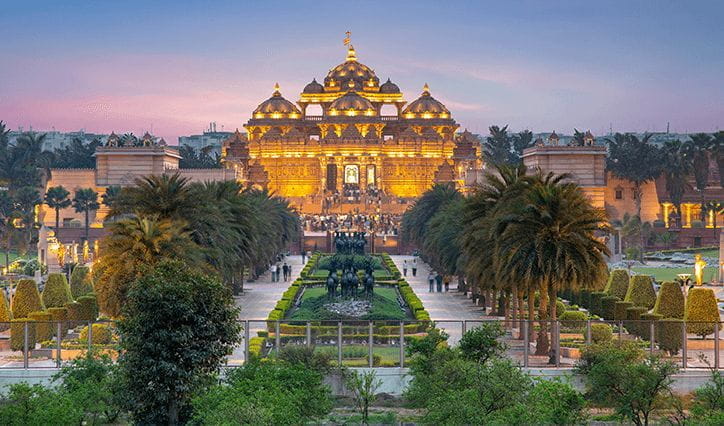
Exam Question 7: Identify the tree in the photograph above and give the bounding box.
[511,129,534,161]
[44,186,71,231]
[661,139,692,222]
[713,131,724,187]
[100,185,123,214]
[13,186,41,253]
[482,125,513,165]
[0,190,16,270]
[118,260,241,425]
[178,145,222,169]
[684,133,713,220]
[606,133,662,218]
[51,137,101,169]
[72,188,100,242]
[346,370,382,425]
[401,183,461,249]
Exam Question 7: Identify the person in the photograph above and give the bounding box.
[435,272,443,293]
[301,251,306,264]
[270,263,277,282]
[412,258,418,277]
[282,263,289,282]
[428,271,435,292]
[444,275,450,292]
[288,264,293,279]
[403,259,408,277]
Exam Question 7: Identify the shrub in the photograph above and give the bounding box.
[591,323,613,344]
[685,288,719,338]
[625,306,648,337]
[77,295,99,322]
[69,265,93,299]
[65,301,83,328]
[589,292,607,316]
[555,300,566,316]
[639,313,662,341]
[0,293,12,331]
[624,275,656,309]
[526,380,588,425]
[47,307,69,337]
[653,281,684,319]
[79,323,113,345]
[28,311,53,342]
[614,301,634,321]
[579,290,591,309]
[42,273,73,309]
[12,279,43,319]
[559,310,587,329]
[10,318,35,351]
[459,322,506,363]
[656,319,684,355]
[600,296,620,320]
[605,269,630,299]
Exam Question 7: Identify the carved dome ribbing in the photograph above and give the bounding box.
[253,84,301,117]
[303,78,324,94]
[324,46,379,91]
[379,78,400,94]
[402,84,450,117]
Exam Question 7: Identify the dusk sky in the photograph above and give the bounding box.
[1,0,722,144]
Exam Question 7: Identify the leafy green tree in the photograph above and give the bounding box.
[178,145,222,168]
[51,137,101,169]
[511,129,534,161]
[72,188,100,242]
[661,140,691,222]
[118,260,241,425]
[458,322,506,364]
[483,124,514,165]
[422,198,464,277]
[606,133,662,218]
[13,186,41,253]
[0,190,16,270]
[44,185,71,231]
[401,183,461,249]
[684,133,713,220]
[346,370,382,425]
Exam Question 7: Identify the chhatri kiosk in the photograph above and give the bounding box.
[223,43,481,214]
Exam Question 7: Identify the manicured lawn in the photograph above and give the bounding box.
[315,345,402,366]
[632,266,718,283]
[289,285,410,321]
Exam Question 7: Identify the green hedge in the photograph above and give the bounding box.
[11,279,43,319]
[69,265,93,299]
[28,311,52,342]
[559,310,586,328]
[684,288,719,338]
[42,273,73,309]
[589,292,607,316]
[605,269,630,299]
[76,295,99,322]
[579,290,591,310]
[625,306,648,337]
[653,281,684,319]
[614,301,634,321]
[657,319,684,355]
[0,294,11,331]
[591,323,613,344]
[600,296,620,320]
[10,319,35,352]
[639,313,662,341]
[47,307,68,337]
[79,323,113,345]
[624,275,656,309]
[65,301,83,328]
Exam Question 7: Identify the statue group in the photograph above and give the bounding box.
[325,255,375,299]
[334,231,367,255]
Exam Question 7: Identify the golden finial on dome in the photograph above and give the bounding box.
[346,45,357,62]
[273,82,281,96]
[422,83,430,95]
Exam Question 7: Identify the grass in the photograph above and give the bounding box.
[2,250,35,264]
[288,286,411,321]
[315,345,402,366]
[632,266,718,283]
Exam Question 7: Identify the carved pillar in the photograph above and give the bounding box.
[336,157,344,193]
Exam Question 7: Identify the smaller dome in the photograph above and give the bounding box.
[379,78,400,94]
[252,83,301,119]
[303,78,324,94]
[328,91,376,116]
[402,83,450,118]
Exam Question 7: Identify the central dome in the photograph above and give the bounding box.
[253,83,301,119]
[324,45,379,91]
[328,91,376,116]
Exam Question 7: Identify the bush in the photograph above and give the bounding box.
[656,319,684,355]
[12,279,43,319]
[625,275,656,309]
[605,269,630,299]
[10,318,35,352]
[69,265,93,299]
[28,311,53,342]
[526,380,588,425]
[639,313,662,341]
[42,273,73,309]
[685,288,719,338]
[0,294,11,331]
[614,301,634,321]
[47,307,69,337]
[65,301,83,328]
[589,292,607,316]
[579,290,591,309]
[459,322,506,363]
[625,306,648,337]
[591,323,613,344]
[76,295,99,322]
[653,281,684,319]
[559,310,587,329]
[555,300,566,316]
[600,296,620,320]
[79,323,113,345]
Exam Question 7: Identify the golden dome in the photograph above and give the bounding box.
[379,78,400,94]
[402,83,450,119]
[328,91,376,116]
[324,45,379,91]
[252,83,301,119]
[303,78,324,94]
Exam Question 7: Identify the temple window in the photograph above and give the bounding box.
[615,187,623,200]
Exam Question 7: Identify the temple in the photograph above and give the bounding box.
[223,44,480,213]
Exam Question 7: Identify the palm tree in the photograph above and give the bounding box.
[44,186,71,230]
[713,131,724,187]
[13,186,41,253]
[110,173,195,219]
[606,133,662,218]
[401,183,461,249]
[0,190,15,270]
[684,133,713,220]
[661,140,692,223]
[482,125,513,166]
[496,172,609,362]
[93,216,203,316]
[72,188,100,242]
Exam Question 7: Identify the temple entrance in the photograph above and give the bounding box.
[344,165,359,184]
[326,164,337,191]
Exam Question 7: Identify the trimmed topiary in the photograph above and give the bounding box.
[0,294,12,331]
[591,323,613,344]
[684,288,719,338]
[65,301,83,328]
[555,300,566,316]
[589,292,607,316]
[559,310,587,329]
[69,265,93,299]
[624,275,656,309]
[76,294,99,322]
[653,281,684,319]
[11,279,43,319]
[639,312,662,341]
[656,318,684,355]
[604,269,630,299]
[42,273,73,309]
[47,307,69,337]
[28,311,52,342]
[580,290,591,309]
[625,306,648,337]
[79,323,113,345]
[614,301,634,321]
[600,296,620,320]
[10,318,35,352]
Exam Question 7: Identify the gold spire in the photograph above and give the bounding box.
[422,83,430,95]
[346,44,357,61]
[273,82,281,96]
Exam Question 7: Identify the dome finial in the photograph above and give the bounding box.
[346,44,357,62]
[422,83,430,95]
[273,82,281,95]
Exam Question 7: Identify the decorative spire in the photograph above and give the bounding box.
[422,83,430,96]
[346,44,357,62]
[272,82,281,96]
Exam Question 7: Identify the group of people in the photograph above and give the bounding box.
[269,261,293,282]
[427,270,451,293]
[302,213,401,235]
